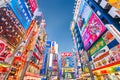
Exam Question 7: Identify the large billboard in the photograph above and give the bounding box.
[77,0,92,33]
[9,0,32,29]
[82,12,106,50]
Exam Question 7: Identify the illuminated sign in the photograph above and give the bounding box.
[82,12,106,50]
[9,0,32,29]
[61,52,72,57]
[0,4,24,47]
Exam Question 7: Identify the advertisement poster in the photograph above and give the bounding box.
[9,0,32,29]
[110,44,120,61]
[102,31,114,44]
[82,12,106,50]
[88,37,106,56]
[80,1,92,32]
[28,0,37,13]
[0,4,24,47]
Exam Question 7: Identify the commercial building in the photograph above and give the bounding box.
[71,0,120,79]
[0,0,48,79]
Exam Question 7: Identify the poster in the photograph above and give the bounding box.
[82,12,106,50]
[102,31,114,44]
[110,44,120,61]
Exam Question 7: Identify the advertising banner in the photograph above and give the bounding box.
[78,1,92,32]
[88,37,106,56]
[102,31,114,44]
[9,0,32,29]
[28,0,37,13]
[110,44,120,61]
[82,12,106,50]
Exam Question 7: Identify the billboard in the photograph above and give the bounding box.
[77,0,92,32]
[88,37,106,56]
[9,0,32,29]
[82,12,106,50]
[0,4,24,47]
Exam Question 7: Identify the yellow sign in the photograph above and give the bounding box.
[108,0,120,9]
[62,68,75,72]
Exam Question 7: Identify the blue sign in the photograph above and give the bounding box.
[9,0,32,29]
[46,41,52,48]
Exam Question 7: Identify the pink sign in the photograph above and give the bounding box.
[28,0,37,13]
[82,12,106,50]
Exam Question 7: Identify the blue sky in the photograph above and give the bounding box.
[38,0,75,53]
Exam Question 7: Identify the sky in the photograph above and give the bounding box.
[38,0,75,53]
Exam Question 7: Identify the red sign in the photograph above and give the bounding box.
[28,0,37,13]
[0,42,5,54]
[61,52,72,57]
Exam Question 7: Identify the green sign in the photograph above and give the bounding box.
[89,37,106,56]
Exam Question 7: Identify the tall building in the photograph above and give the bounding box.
[71,0,120,80]
[61,52,76,79]
[0,0,47,80]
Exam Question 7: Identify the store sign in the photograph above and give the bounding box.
[61,52,72,57]
[92,46,109,59]
[9,0,32,29]
[62,68,75,72]
[28,0,37,13]
[82,12,106,50]
[89,37,106,56]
